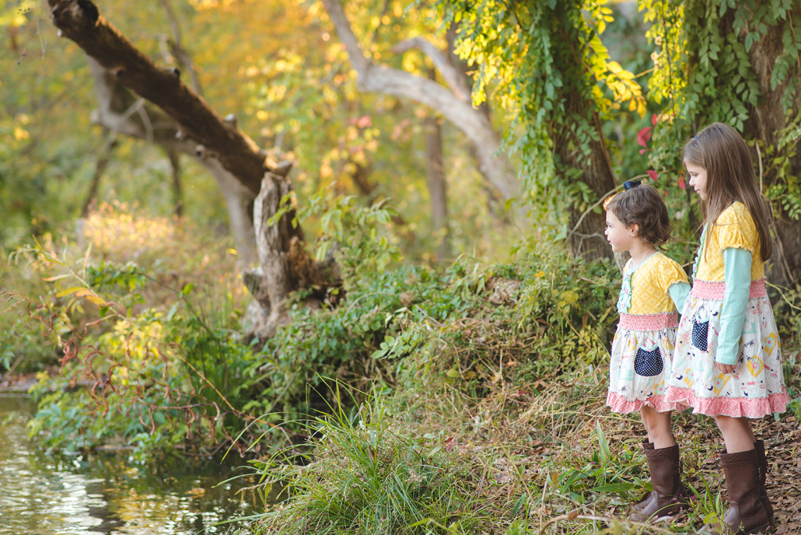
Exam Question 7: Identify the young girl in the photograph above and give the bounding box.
[665,123,790,534]
[604,182,691,521]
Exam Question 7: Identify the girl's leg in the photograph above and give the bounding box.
[714,415,756,453]
[632,407,686,520]
[640,406,675,449]
[712,416,771,533]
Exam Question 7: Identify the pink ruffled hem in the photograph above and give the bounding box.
[606,392,688,414]
[665,386,790,418]
[691,278,766,300]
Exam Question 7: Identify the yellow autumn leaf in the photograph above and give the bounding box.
[43,274,72,282]
[84,294,106,306]
[14,127,29,140]
[55,287,85,298]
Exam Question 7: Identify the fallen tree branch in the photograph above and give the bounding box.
[48,0,278,195]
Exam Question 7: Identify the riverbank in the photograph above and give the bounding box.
[0,392,258,535]
[0,372,47,392]
[256,359,801,534]
[7,232,800,534]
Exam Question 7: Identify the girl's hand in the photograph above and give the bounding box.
[715,362,737,374]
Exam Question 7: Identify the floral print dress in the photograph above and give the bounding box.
[607,252,690,414]
[665,202,790,417]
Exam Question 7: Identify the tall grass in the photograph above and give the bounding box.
[255,386,490,534]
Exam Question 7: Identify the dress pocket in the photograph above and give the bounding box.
[634,346,663,377]
[692,317,709,351]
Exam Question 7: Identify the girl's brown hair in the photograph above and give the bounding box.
[683,122,772,261]
[605,183,671,246]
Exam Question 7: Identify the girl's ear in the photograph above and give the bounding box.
[629,224,640,237]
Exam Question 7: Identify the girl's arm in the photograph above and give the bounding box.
[667,281,690,312]
[716,248,753,365]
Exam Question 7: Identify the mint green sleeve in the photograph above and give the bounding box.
[667,282,690,312]
[716,248,753,365]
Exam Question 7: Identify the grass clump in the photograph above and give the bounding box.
[257,390,487,534]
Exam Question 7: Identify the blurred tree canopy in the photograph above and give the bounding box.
[1,0,800,280]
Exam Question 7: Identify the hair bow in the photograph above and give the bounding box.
[623,179,641,191]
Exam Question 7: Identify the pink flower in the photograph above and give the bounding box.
[637,127,653,147]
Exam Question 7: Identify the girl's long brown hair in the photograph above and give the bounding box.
[683,122,772,261]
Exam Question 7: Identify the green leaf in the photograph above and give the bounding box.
[596,421,611,463]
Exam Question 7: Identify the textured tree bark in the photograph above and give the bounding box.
[251,174,330,338]
[252,174,296,337]
[322,0,520,208]
[48,0,280,195]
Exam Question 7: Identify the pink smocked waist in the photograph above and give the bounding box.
[618,312,678,331]
[691,278,766,300]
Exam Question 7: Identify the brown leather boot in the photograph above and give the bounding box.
[631,444,687,521]
[753,440,774,522]
[720,449,771,535]
[633,440,656,512]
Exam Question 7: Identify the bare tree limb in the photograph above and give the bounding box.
[321,0,520,204]
[48,0,278,195]
[81,128,117,218]
[87,58,258,265]
[392,37,471,103]
[158,0,202,95]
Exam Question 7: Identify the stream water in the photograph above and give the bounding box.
[0,393,259,534]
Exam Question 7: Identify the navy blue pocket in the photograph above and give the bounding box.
[634,347,663,377]
[692,318,709,351]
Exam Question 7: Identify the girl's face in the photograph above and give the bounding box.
[685,161,708,200]
[605,210,638,253]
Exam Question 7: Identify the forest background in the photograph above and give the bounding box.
[1,0,801,533]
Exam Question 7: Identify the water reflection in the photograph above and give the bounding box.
[0,394,257,534]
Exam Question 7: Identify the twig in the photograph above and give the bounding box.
[570,174,649,235]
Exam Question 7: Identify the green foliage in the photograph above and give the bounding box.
[643,0,801,224]
[7,205,260,458]
[432,0,645,226]
[26,289,259,459]
[300,192,403,290]
[243,259,486,434]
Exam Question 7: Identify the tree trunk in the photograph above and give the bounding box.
[424,106,451,260]
[166,148,183,218]
[252,174,299,337]
[560,114,617,262]
[48,0,283,195]
[81,129,117,218]
[249,174,333,338]
[740,7,801,286]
